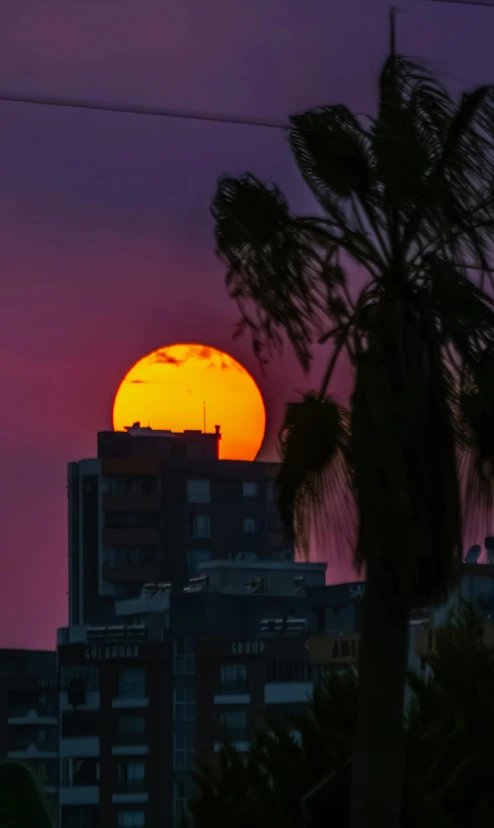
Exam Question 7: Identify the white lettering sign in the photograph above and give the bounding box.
[231,640,265,656]
[84,644,139,661]
[349,583,366,600]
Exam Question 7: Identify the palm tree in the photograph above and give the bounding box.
[210,16,494,827]
[0,761,54,828]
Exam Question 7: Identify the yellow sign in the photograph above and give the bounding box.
[306,635,360,666]
[415,623,494,656]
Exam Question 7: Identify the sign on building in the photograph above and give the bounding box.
[306,635,360,666]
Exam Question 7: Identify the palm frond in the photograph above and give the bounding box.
[277,392,353,557]
[211,174,335,371]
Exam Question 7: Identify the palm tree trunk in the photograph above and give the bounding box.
[350,572,409,828]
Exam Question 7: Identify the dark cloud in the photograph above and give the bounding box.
[151,351,184,366]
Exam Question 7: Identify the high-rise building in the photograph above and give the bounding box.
[0,649,58,818]
[57,558,364,828]
[68,425,293,627]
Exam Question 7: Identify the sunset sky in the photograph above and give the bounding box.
[1,0,491,647]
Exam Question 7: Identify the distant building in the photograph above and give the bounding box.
[68,425,294,627]
[57,558,366,828]
[0,649,58,817]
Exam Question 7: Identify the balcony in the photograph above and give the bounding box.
[214,681,251,706]
[8,743,58,761]
[60,737,100,757]
[264,682,313,705]
[60,691,100,712]
[59,786,99,806]
[112,696,149,710]
[112,731,149,756]
[7,708,57,726]
[112,780,148,805]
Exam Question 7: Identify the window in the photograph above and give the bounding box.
[243,482,258,497]
[189,514,210,539]
[118,716,146,734]
[104,548,161,568]
[267,658,309,683]
[266,479,276,502]
[187,479,210,503]
[118,668,146,699]
[118,812,145,828]
[186,549,210,576]
[174,640,195,675]
[104,477,157,495]
[220,710,248,742]
[62,758,99,787]
[105,511,160,530]
[220,664,248,693]
[174,780,191,818]
[174,687,195,722]
[62,806,99,828]
[243,517,257,533]
[61,666,99,692]
[173,731,195,770]
[117,762,145,793]
[62,711,100,738]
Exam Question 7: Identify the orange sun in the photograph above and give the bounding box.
[112,343,266,461]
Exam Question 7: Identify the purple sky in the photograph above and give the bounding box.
[0,0,491,648]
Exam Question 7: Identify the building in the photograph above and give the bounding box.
[0,649,58,817]
[68,425,293,627]
[57,559,366,828]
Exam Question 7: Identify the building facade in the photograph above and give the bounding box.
[0,649,58,817]
[57,559,365,828]
[68,426,293,627]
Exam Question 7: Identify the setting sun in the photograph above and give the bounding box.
[112,343,266,460]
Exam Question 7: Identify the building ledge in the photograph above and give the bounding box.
[112,793,149,804]
[112,745,149,756]
[213,694,251,705]
[60,786,99,806]
[112,698,149,709]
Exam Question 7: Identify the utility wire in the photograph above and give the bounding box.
[425,0,494,7]
[0,90,289,130]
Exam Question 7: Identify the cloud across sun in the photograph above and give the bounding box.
[112,343,266,460]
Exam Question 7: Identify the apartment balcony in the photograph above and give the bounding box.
[112,780,148,804]
[59,786,99,806]
[60,691,100,712]
[112,731,149,756]
[7,708,57,726]
[264,682,314,705]
[8,743,58,761]
[60,737,99,758]
[214,681,251,706]
[102,528,161,548]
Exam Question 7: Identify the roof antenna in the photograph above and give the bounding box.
[390,5,397,57]
[203,401,206,434]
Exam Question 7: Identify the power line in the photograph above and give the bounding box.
[0,90,289,130]
[425,0,494,7]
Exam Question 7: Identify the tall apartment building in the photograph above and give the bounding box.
[57,559,365,828]
[68,425,293,627]
[0,649,58,817]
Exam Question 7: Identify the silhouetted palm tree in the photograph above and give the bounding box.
[210,20,494,827]
[0,761,54,828]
